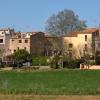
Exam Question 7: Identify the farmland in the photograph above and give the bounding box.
[0,70,100,95]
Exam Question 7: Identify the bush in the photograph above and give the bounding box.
[32,56,49,66]
[50,55,60,69]
[89,60,95,65]
[95,50,100,65]
[0,58,4,68]
[50,55,81,69]
[6,61,23,68]
[0,62,4,68]
[63,58,81,69]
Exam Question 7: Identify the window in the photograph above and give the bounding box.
[12,39,14,42]
[85,35,87,41]
[14,49,16,52]
[69,43,73,48]
[24,47,26,50]
[0,39,3,43]
[25,39,28,43]
[19,40,22,43]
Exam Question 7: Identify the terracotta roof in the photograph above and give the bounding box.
[80,28,98,33]
[65,31,79,37]
[64,28,99,37]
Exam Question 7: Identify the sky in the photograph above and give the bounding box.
[0,0,100,32]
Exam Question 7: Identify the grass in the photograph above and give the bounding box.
[0,70,100,95]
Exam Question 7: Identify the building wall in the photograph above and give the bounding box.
[0,29,14,58]
[9,32,61,56]
[63,33,93,58]
[9,38,30,54]
[46,36,62,50]
[45,36,62,55]
[95,37,100,51]
[30,33,46,56]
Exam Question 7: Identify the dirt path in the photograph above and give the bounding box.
[0,95,100,100]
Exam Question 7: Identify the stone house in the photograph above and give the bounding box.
[9,32,49,56]
[62,28,99,58]
[45,33,62,56]
[9,32,30,54]
[0,28,15,61]
[30,32,49,56]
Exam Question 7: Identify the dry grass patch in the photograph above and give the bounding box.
[0,95,100,100]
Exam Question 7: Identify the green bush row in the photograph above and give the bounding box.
[32,56,49,66]
[50,55,81,69]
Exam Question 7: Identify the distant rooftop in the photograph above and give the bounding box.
[0,28,14,31]
[80,28,99,33]
[65,28,99,37]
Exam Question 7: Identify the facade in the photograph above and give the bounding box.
[30,32,47,56]
[9,32,44,54]
[62,28,99,58]
[13,31,62,56]
[9,36,30,54]
[95,37,100,51]
[1,27,100,61]
[0,28,15,60]
[94,28,100,51]
[45,34,62,55]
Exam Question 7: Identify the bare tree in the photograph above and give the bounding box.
[45,9,87,36]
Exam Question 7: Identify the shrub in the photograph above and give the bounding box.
[50,55,81,69]
[50,55,60,69]
[95,50,100,65]
[12,49,31,67]
[0,58,4,68]
[89,60,95,65]
[63,58,81,69]
[0,62,4,68]
[32,56,49,66]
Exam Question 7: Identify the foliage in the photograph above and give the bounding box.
[45,9,87,35]
[89,60,95,65]
[50,55,81,69]
[0,70,100,95]
[50,55,61,69]
[32,56,49,66]
[12,49,31,67]
[95,50,100,65]
[63,57,81,68]
[0,58,4,68]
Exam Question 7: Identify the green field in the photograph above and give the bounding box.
[0,70,100,95]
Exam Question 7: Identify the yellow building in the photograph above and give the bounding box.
[62,28,99,58]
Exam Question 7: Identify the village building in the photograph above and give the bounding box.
[0,27,100,63]
[7,29,62,56]
[0,28,15,60]
[62,28,99,58]
[9,33,30,54]
[45,33,62,56]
